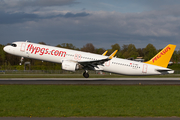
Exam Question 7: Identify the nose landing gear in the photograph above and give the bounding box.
[83,70,89,78]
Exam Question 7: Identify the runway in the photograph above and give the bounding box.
[0,78,180,85]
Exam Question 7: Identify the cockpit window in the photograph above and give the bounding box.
[11,44,17,47]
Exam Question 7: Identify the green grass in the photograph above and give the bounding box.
[1,85,180,117]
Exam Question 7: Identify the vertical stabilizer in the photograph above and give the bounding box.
[145,44,176,68]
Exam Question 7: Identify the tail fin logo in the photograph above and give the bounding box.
[152,46,171,63]
[145,44,176,68]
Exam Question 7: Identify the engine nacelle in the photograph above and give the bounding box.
[62,60,79,71]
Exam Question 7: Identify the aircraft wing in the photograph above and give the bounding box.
[78,50,117,69]
[78,58,110,66]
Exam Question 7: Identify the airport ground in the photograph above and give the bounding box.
[1,68,180,78]
[1,73,180,78]
[1,78,180,120]
[1,70,180,120]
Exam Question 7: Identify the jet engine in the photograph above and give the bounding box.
[62,60,79,71]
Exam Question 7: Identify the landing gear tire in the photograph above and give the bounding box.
[83,71,89,78]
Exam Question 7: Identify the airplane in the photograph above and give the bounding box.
[3,41,176,78]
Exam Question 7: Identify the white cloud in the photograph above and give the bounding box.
[3,0,77,7]
[1,0,180,49]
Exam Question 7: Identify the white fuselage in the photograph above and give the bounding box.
[3,41,173,75]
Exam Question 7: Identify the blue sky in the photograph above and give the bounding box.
[1,0,180,50]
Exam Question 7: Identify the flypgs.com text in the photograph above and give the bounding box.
[26,44,66,57]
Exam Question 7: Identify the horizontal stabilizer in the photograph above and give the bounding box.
[156,69,174,74]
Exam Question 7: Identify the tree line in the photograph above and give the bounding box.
[0,42,180,70]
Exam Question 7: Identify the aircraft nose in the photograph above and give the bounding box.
[3,46,8,52]
[3,46,10,53]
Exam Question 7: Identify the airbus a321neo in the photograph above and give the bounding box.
[3,41,176,78]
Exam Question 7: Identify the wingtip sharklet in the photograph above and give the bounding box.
[102,51,108,56]
[109,50,118,59]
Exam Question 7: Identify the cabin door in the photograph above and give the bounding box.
[20,43,29,57]
[142,64,148,73]
[20,43,26,52]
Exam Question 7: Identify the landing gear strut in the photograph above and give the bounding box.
[83,70,89,78]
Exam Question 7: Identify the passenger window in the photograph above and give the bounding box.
[11,44,17,47]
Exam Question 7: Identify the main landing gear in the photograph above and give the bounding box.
[83,70,89,78]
